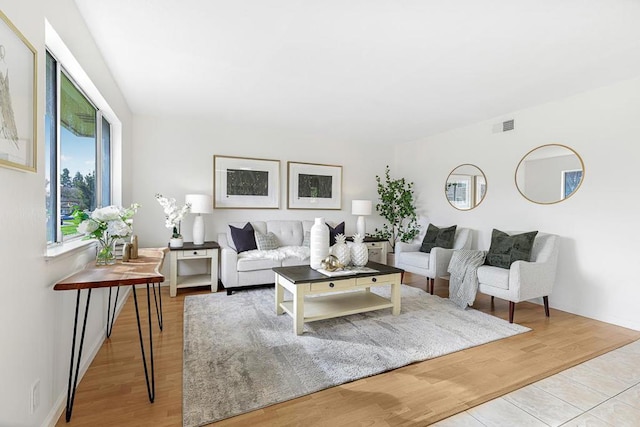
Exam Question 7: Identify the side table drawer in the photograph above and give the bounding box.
[178,249,209,259]
[366,242,385,249]
[356,274,396,287]
[310,278,357,293]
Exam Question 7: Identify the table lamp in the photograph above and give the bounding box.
[351,200,372,237]
[185,194,213,245]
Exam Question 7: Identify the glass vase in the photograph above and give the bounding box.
[96,239,116,266]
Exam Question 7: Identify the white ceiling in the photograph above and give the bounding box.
[74,0,640,145]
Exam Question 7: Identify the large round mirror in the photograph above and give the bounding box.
[445,164,487,210]
[515,144,584,204]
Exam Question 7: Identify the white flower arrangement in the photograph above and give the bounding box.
[75,204,139,241]
[72,204,140,264]
[155,193,191,238]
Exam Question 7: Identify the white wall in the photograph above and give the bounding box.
[396,75,640,331]
[130,117,391,263]
[0,1,133,426]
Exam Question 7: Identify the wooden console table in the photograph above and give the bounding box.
[53,247,168,422]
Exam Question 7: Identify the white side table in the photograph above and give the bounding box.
[364,238,388,265]
[169,241,220,297]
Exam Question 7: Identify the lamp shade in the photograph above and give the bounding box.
[185,194,213,214]
[351,200,372,216]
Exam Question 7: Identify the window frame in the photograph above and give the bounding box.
[46,49,113,245]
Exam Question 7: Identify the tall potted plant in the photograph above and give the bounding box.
[373,165,420,254]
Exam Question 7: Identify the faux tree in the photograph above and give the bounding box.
[373,165,420,251]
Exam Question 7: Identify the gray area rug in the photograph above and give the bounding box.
[183,285,530,427]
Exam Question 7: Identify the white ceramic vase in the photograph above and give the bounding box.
[310,218,329,269]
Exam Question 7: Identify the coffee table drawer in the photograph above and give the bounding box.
[310,278,357,293]
[356,274,397,287]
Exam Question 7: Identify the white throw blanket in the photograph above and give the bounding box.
[447,249,487,309]
[237,245,310,261]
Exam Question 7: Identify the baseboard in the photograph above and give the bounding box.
[44,287,132,427]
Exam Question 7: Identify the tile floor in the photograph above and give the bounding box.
[433,339,640,426]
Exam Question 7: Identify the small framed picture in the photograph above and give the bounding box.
[287,161,342,210]
[213,155,280,209]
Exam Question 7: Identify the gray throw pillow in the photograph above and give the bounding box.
[485,229,538,269]
[229,223,257,253]
[255,232,280,251]
[419,224,457,253]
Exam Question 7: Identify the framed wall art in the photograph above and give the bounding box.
[287,161,342,210]
[0,11,37,172]
[213,155,280,209]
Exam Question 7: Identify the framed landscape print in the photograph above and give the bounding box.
[0,11,37,172]
[287,161,342,210]
[213,155,280,208]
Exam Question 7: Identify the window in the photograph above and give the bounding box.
[45,51,112,244]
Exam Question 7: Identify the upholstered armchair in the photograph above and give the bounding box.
[396,228,472,294]
[477,233,559,323]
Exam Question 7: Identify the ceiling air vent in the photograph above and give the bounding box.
[502,119,515,132]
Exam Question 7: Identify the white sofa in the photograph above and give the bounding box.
[218,220,315,294]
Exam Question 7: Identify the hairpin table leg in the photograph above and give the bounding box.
[106,286,120,338]
[132,283,155,403]
[64,288,92,422]
[152,282,163,331]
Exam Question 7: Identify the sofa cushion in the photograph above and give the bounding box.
[267,220,304,246]
[229,223,257,253]
[282,256,310,267]
[420,224,457,253]
[255,231,280,250]
[477,265,510,290]
[236,257,281,272]
[485,229,538,269]
[327,222,345,245]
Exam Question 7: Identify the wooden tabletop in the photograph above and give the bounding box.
[54,247,169,291]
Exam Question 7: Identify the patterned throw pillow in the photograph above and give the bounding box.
[485,229,538,269]
[302,231,311,247]
[229,223,257,253]
[326,222,345,246]
[255,232,280,251]
[419,224,457,253]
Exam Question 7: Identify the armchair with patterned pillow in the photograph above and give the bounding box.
[477,230,559,323]
[395,225,472,294]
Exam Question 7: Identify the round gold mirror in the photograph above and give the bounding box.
[515,144,584,204]
[445,164,487,210]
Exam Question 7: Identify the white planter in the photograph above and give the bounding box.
[169,237,184,248]
[309,218,329,269]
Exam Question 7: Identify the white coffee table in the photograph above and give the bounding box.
[273,262,403,335]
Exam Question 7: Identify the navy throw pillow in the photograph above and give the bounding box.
[326,222,345,246]
[485,229,538,269]
[419,224,457,253]
[229,222,257,253]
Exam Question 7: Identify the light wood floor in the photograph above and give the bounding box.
[55,274,640,426]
